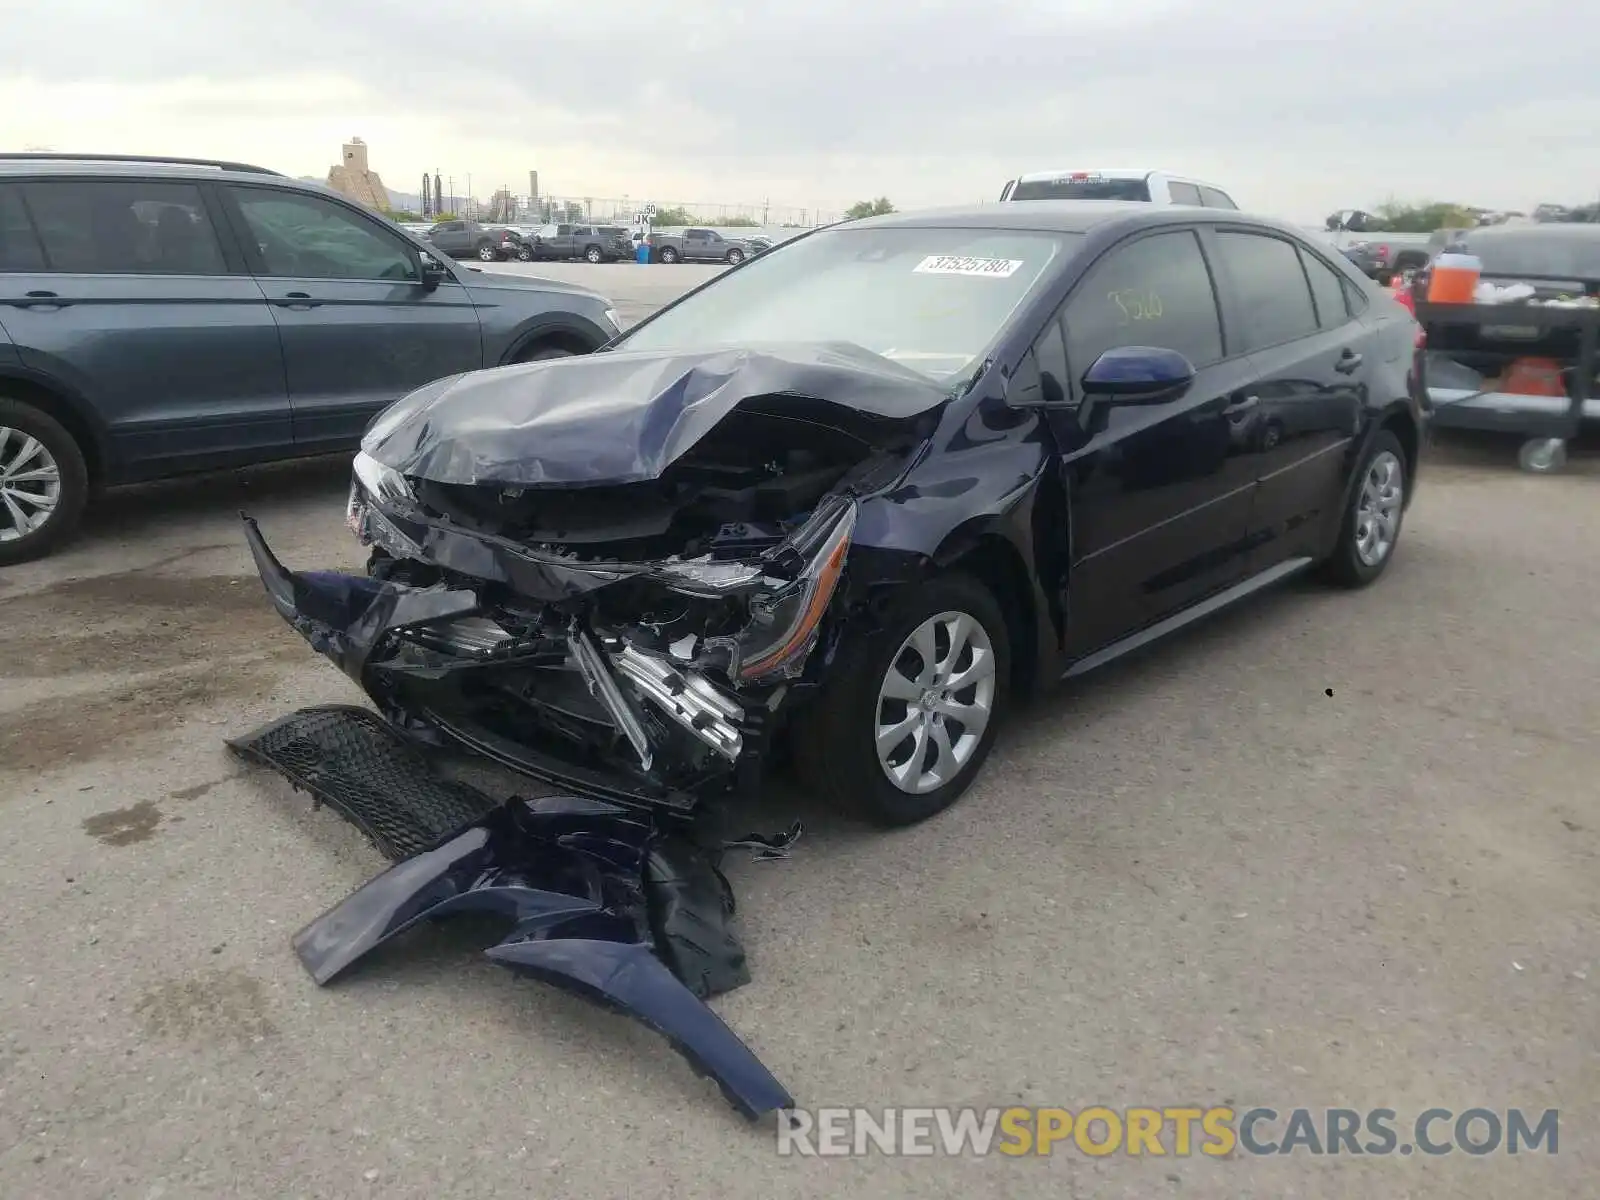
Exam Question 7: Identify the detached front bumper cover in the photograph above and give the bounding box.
[228,703,795,1121]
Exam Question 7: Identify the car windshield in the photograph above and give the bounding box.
[1454,229,1600,279]
[1010,176,1151,202]
[616,225,1077,382]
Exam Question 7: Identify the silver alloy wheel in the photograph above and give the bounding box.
[1354,449,1404,567]
[585,246,603,263]
[874,609,997,795]
[0,425,62,543]
[478,243,496,261]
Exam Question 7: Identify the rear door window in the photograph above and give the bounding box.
[1168,181,1203,206]
[1300,248,1354,329]
[1199,187,1237,210]
[19,179,228,275]
[0,186,46,271]
[1063,229,1224,375]
[1214,231,1319,351]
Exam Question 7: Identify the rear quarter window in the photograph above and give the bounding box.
[1168,182,1203,206]
[1199,187,1237,210]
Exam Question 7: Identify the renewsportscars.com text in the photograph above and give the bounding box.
[776,1106,1559,1158]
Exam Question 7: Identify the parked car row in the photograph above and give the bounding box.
[0,154,621,564]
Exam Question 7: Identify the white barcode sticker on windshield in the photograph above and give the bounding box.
[913,255,1023,278]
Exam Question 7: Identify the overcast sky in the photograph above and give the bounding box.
[3,0,1595,223]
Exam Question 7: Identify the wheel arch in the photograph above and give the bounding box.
[929,524,1042,697]
[0,368,112,486]
[499,318,610,365]
[1379,402,1420,503]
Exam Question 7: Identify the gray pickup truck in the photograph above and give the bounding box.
[529,224,632,263]
[646,227,752,265]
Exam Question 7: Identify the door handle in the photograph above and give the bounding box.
[17,289,67,310]
[274,291,321,309]
[1224,393,1259,412]
[1334,349,1363,374]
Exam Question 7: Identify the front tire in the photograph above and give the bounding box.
[0,398,89,566]
[725,248,745,265]
[1320,430,1408,587]
[792,573,1011,826]
[514,345,575,364]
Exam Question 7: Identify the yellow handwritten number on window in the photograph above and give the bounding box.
[1109,288,1163,323]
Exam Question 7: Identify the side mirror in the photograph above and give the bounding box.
[1080,346,1195,404]
[419,253,449,291]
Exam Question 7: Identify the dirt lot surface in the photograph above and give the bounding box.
[1,265,1596,1198]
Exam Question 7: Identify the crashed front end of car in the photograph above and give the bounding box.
[232,344,948,1117]
[247,345,944,812]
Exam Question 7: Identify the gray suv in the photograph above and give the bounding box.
[0,154,622,564]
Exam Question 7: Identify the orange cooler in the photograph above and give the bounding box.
[1427,252,1481,304]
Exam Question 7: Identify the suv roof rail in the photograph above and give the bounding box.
[0,152,284,176]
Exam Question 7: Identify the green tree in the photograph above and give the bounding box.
[1369,201,1478,233]
[650,206,698,227]
[845,197,896,220]
[719,215,759,227]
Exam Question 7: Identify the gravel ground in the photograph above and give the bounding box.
[0,266,1596,1199]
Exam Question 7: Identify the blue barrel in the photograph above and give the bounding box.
[636,243,650,265]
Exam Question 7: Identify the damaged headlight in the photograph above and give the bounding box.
[707,501,856,683]
[351,451,415,509]
[347,451,422,554]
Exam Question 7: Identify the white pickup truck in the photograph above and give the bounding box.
[998,168,1239,210]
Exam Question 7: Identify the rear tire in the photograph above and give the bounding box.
[476,241,497,262]
[584,245,603,264]
[0,397,90,566]
[791,572,1011,826]
[1319,430,1407,588]
[660,246,680,264]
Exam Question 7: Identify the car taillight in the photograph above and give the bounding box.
[1376,244,1390,259]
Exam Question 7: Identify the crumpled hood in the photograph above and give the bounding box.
[361,341,951,487]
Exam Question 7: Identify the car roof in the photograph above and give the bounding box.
[839,200,1302,239]
[0,154,346,201]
